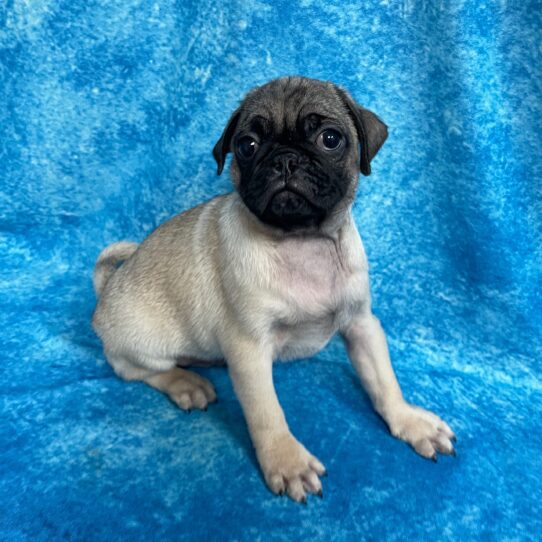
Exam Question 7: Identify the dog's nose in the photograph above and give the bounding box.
[272,153,298,176]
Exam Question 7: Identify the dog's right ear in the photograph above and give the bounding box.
[212,108,242,175]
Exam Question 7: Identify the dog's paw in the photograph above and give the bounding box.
[160,369,217,411]
[257,433,326,503]
[388,403,456,460]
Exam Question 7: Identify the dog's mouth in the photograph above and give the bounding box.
[259,177,319,210]
[240,163,334,230]
[260,187,325,230]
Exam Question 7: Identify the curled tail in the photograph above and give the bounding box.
[93,241,139,296]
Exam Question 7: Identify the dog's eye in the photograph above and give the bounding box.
[317,129,343,150]
[237,137,259,159]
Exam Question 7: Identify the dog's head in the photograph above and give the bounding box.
[213,77,388,231]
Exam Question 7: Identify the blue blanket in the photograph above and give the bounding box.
[1,1,541,540]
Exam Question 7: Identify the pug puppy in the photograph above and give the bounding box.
[93,76,456,503]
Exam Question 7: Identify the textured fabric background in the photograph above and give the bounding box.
[1,1,541,540]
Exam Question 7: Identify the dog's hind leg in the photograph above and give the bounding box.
[106,352,217,411]
[145,367,217,411]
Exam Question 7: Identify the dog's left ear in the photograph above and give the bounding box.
[335,87,388,176]
[212,108,242,175]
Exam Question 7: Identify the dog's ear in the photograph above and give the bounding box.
[334,87,388,176]
[212,108,242,175]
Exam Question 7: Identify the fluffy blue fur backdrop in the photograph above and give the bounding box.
[1,0,541,540]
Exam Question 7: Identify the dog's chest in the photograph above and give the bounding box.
[271,235,368,359]
[277,238,349,308]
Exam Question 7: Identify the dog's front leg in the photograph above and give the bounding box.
[225,337,326,502]
[342,313,456,460]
